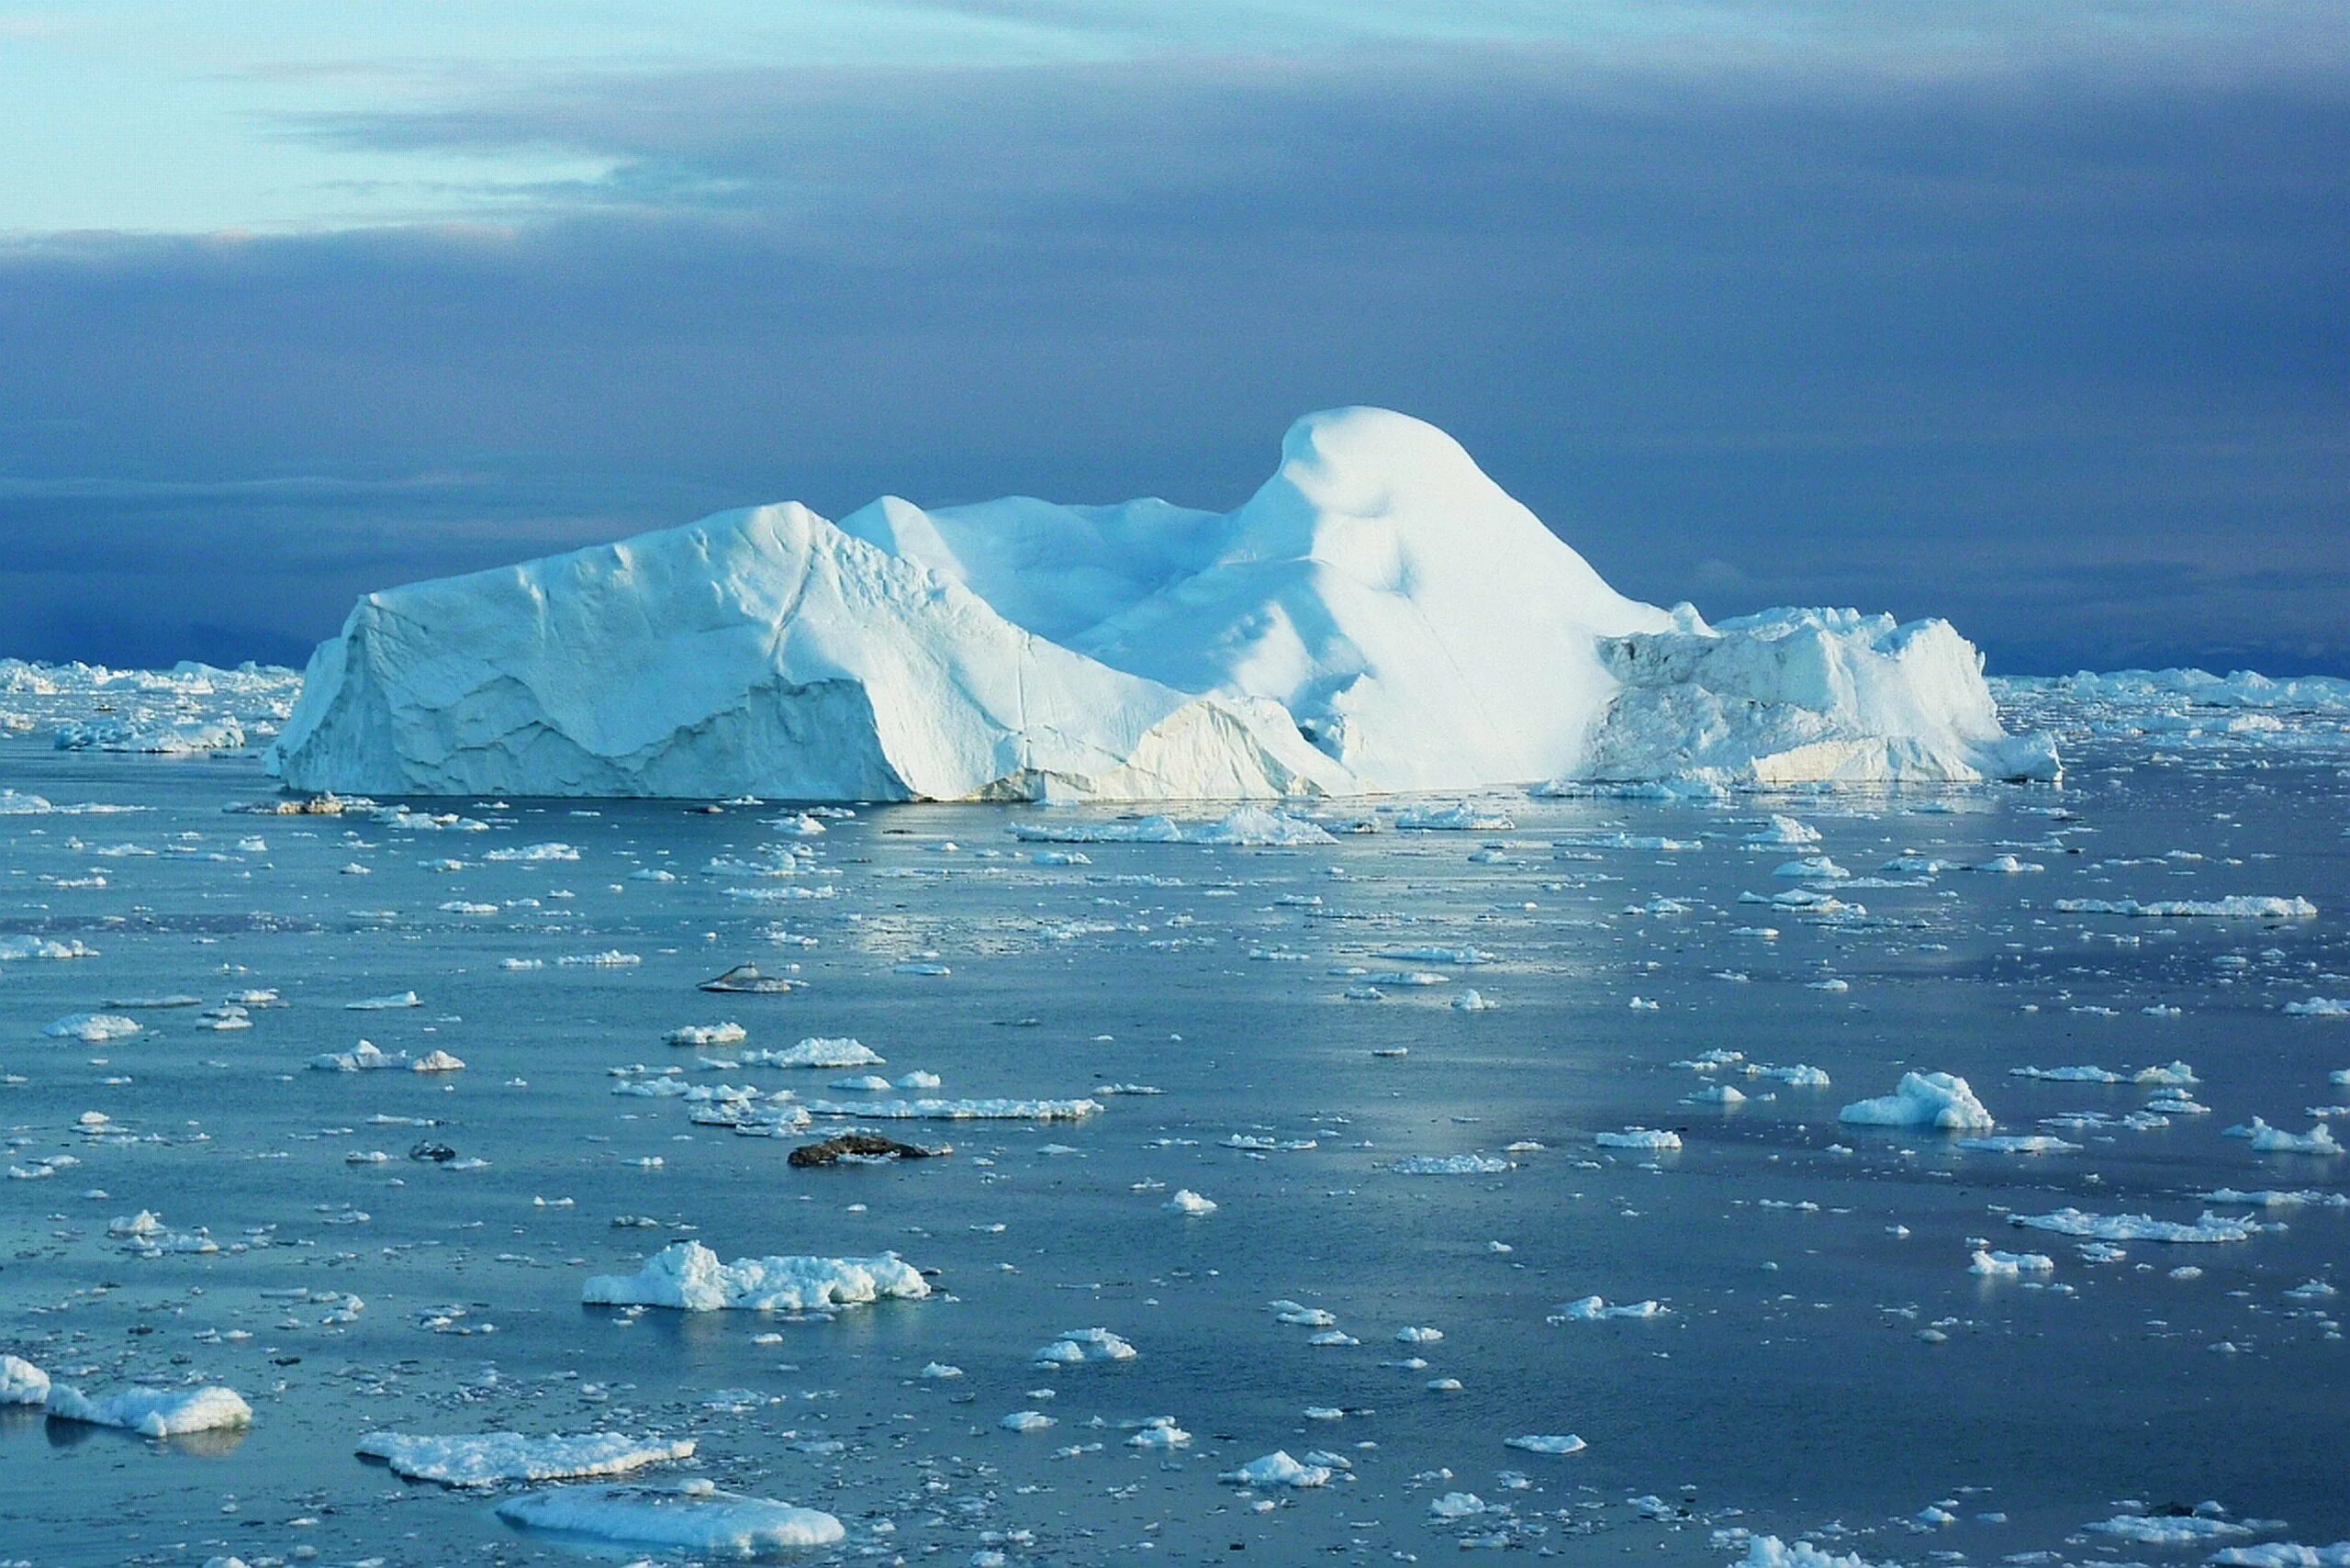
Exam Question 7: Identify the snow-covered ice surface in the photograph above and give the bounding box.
[269,409,2054,801]
[2,705,2347,1564]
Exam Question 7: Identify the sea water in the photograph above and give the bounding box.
[0,705,2345,1565]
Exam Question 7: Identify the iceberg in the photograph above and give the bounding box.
[270,409,2054,801]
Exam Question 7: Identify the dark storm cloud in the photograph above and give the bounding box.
[3,34,2344,671]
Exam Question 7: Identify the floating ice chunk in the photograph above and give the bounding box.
[1191,806,1337,846]
[1686,1084,1748,1105]
[1271,1301,1337,1327]
[2212,1545,2350,1568]
[1034,1327,1136,1365]
[310,1039,408,1071]
[1128,1417,1192,1448]
[1395,803,1515,832]
[1956,1131,2085,1156]
[1220,1450,1333,1488]
[1386,946,1494,965]
[920,1362,963,1379]
[411,1049,466,1074]
[1505,1433,1586,1455]
[1840,1071,1993,1131]
[1429,1492,1488,1519]
[894,1070,943,1090]
[1595,1127,1682,1150]
[1390,1153,1513,1174]
[1450,989,1498,1011]
[666,1023,747,1047]
[355,1431,695,1486]
[493,1481,843,1552]
[829,1075,893,1092]
[2204,1189,2350,1209]
[1166,1189,1217,1215]
[744,1036,883,1069]
[1,1354,50,1406]
[2055,896,2316,918]
[2239,1118,2344,1155]
[1746,815,1821,846]
[345,991,422,1010]
[581,1241,929,1313]
[801,1097,1101,1120]
[2010,1208,2261,1244]
[45,1383,252,1437]
[1001,1410,1057,1431]
[44,1014,140,1043]
[1969,1249,2056,1275]
[0,935,97,961]
[559,949,641,967]
[486,842,580,862]
[1774,856,1848,880]
[1735,1536,1889,1568]
[1552,1296,1665,1321]
[1973,855,2043,873]
[2285,998,2350,1017]
[2088,1514,2258,1545]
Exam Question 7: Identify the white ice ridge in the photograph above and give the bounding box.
[357,1431,695,1486]
[43,1383,253,1437]
[581,1240,930,1312]
[494,1481,845,1553]
[268,409,2055,801]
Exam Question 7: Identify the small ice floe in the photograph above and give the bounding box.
[2055,896,2317,918]
[2087,1511,2264,1545]
[1956,1135,2080,1154]
[1505,1433,1585,1455]
[2211,1544,2350,1567]
[1550,1296,1665,1321]
[1127,1417,1191,1448]
[1390,1153,1513,1174]
[44,1014,140,1043]
[412,1049,466,1073]
[1686,1084,1747,1106]
[1001,1410,1056,1431]
[1395,802,1514,832]
[801,1096,1101,1120]
[1032,849,1091,866]
[829,1074,893,1092]
[920,1362,963,1379]
[2010,1207,2262,1244]
[559,950,642,967]
[1774,856,1848,880]
[0,935,97,961]
[2205,1189,2350,1209]
[1969,1249,2056,1276]
[666,1023,747,1047]
[309,1039,410,1071]
[1839,1071,1993,1131]
[1733,1536,1887,1568]
[44,1383,252,1437]
[1219,1450,1334,1487]
[494,1481,843,1552]
[485,842,579,862]
[2,1354,51,1406]
[1034,1327,1136,1365]
[1595,1128,1682,1150]
[1450,989,1498,1011]
[1745,814,1820,846]
[2284,998,2350,1016]
[1166,1189,1217,1215]
[1271,1300,1336,1327]
[741,1036,882,1069]
[345,991,421,1011]
[356,1431,695,1486]
[1973,855,2043,873]
[892,961,951,977]
[581,1241,930,1313]
[2229,1118,2344,1156]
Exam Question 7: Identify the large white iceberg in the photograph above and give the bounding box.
[270,409,2054,800]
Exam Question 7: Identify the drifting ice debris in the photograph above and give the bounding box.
[1595,1127,1683,1150]
[1505,1434,1587,1454]
[0,1354,50,1406]
[311,1040,408,1072]
[801,1096,1102,1121]
[698,964,799,994]
[582,1240,930,1312]
[269,408,2052,800]
[1009,806,1334,845]
[493,1481,845,1552]
[1220,1450,1334,1487]
[2055,896,2317,919]
[2009,1208,2262,1244]
[1839,1071,1995,1131]
[1034,1327,1137,1365]
[356,1431,695,1486]
[44,1014,140,1043]
[44,1383,252,1437]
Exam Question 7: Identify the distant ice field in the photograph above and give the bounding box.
[0,696,2344,1565]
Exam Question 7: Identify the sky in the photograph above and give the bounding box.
[0,1,2342,675]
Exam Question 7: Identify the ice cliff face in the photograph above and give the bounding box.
[270,409,2057,800]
